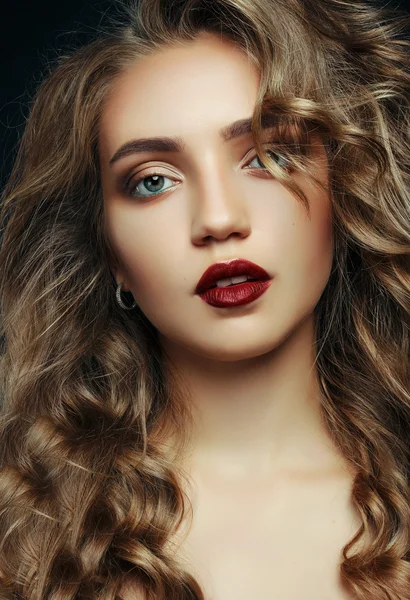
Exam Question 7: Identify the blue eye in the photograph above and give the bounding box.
[125,173,175,199]
[247,150,291,170]
[123,149,291,199]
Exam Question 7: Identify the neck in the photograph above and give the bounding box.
[160,314,348,481]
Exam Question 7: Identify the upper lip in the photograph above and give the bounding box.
[195,258,271,294]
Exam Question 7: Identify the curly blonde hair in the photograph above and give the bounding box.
[1,0,410,598]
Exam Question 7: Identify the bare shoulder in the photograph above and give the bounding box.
[169,463,360,600]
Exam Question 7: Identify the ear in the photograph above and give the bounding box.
[105,247,131,291]
[115,275,132,292]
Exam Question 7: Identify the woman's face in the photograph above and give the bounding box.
[99,33,334,361]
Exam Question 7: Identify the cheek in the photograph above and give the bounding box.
[105,203,185,299]
[304,186,334,272]
[256,179,333,255]
[256,180,333,290]
[287,192,334,294]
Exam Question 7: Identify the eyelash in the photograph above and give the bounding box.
[123,148,292,199]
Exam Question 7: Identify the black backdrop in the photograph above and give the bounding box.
[1,0,410,188]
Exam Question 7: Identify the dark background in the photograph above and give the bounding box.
[0,0,117,189]
[1,0,410,189]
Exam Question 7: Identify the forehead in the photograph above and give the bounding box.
[99,35,261,156]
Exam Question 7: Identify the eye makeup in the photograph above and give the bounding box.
[121,145,294,200]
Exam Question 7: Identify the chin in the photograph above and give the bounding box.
[190,339,278,362]
[159,328,284,363]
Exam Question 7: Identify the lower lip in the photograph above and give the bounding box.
[197,280,271,308]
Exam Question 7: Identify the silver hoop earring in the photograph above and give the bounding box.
[116,281,137,310]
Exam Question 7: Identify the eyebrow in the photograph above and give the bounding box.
[108,113,279,166]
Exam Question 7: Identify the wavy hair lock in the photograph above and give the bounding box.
[1,0,410,598]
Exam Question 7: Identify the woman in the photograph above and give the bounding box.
[0,0,409,598]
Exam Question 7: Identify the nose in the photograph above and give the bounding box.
[190,164,252,246]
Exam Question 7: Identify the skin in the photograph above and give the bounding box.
[99,31,337,472]
[100,33,359,599]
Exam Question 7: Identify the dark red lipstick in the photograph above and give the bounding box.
[195,258,272,308]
